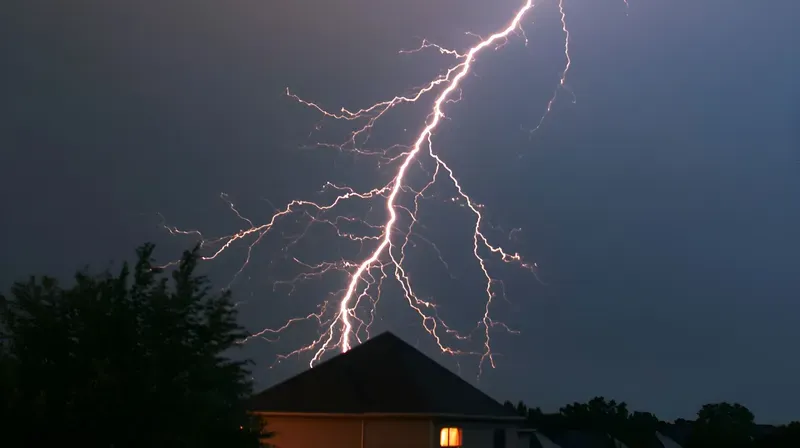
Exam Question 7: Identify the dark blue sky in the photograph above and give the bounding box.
[2,0,798,422]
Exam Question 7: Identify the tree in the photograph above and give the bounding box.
[0,244,270,447]
[560,396,630,433]
[499,396,800,448]
[554,397,631,447]
[503,400,543,421]
[622,411,662,448]
[687,402,755,448]
[755,421,800,448]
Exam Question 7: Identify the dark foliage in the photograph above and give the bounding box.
[755,422,800,448]
[686,402,755,448]
[505,396,799,448]
[0,244,270,447]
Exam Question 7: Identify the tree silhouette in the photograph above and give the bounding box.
[685,402,755,448]
[756,421,800,447]
[504,400,543,422]
[503,396,800,448]
[560,396,629,435]
[616,411,661,448]
[0,244,270,447]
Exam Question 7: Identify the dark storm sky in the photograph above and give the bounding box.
[2,0,798,423]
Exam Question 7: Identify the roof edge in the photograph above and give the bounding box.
[252,411,525,422]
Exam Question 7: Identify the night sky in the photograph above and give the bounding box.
[2,0,798,423]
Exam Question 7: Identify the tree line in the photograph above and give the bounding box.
[503,397,800,447]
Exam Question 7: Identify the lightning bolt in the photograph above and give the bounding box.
[159,0,601,375]
[528,0,574,135]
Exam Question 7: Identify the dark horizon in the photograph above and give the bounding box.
[2,0,798,423]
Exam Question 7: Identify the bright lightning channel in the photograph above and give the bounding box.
[160,0,582,375]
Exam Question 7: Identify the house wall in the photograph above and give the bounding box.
[262,415,432,448]
[263,416,362,448]
[459,426,514,448]
[433,418,521,448]
[363,418,432,448]
[261,415,523,448]
[517,432,532,448]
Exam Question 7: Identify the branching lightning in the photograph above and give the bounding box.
[528,0,575,135]
[159,0,614,374]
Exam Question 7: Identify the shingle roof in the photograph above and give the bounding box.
[250,332,521,419]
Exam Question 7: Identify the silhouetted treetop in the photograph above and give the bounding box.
[0,243,269,447]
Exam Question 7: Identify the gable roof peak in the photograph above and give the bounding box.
[251,331,520,420]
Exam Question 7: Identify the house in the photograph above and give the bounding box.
[528,430,630,448]
[521,429,683,448]
[654,432,683,448]
[517,429,560,448]
[250,332,525,448]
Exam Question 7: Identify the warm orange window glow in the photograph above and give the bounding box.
[440,427,463,447]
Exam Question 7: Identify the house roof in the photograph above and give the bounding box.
[546,430,618,448]
[658,423,692,446]
[250,331,521,420]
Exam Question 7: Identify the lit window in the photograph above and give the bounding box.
[440,427,463,447]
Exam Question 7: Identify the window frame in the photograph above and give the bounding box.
[439,426,463,447]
